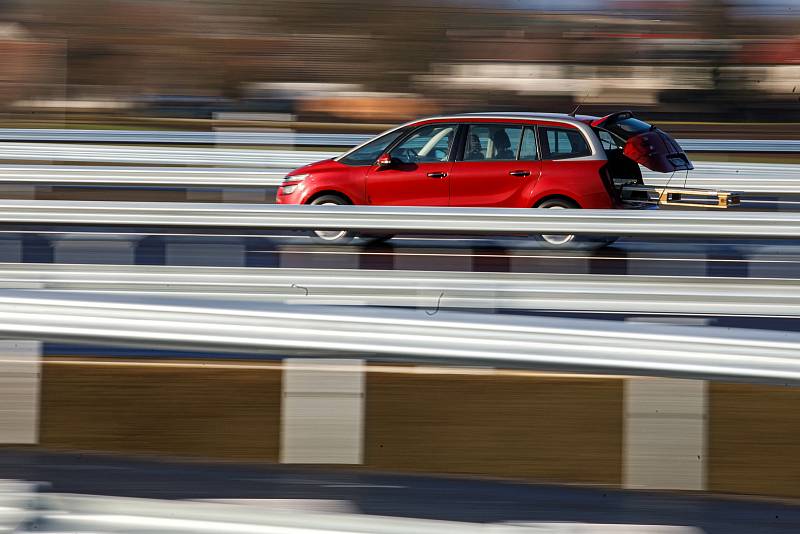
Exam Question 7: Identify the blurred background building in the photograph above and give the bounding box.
[0,0,797,127]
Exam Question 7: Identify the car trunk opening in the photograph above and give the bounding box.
[592,111,694,174]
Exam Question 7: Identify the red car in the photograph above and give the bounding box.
[277,111,695,247]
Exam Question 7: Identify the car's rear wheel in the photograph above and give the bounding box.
[308,195,354,244]
[535,198,579,248]
[533,198,616,250]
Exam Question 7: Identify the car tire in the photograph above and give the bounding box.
[534,198,581,248]
[533,198,616,250]
[308,195,354,244]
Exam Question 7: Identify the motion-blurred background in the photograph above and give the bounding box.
[3,3,800,534]
[0,0,798,130]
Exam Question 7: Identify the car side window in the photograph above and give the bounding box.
[390,124,455,164]
[540,126,592,160]
[519,127,538,161]
[596,129,624,151]
[461,124,522,161]
[339,128,407,166]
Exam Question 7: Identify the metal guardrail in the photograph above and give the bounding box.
[0,480,41,534]
[642,162,800,194]
[0,129,373,146]
[0,143,335,168]
[0,163,796,194]
[0,165,285,187]
[0,141,796,169]
[0,289,799,384]
[10,489,702,534]
[2,264,799,317]
[0,199,796,237]
[0,128,794,153]
[33,494,491,534]
[680,139,800,153]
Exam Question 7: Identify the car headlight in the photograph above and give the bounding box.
[280,173,308,195]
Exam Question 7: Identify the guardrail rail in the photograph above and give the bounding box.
[0,200,795,236]
[2,264,798,317]
[0,128,795,152]
[1,290,800,384]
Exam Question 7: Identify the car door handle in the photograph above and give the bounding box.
[427,172,447,179]
[509,170,531,177]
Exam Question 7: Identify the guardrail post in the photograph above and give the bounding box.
[165,237,246,267]
[20,236,52,263]
[0,237,23,263]
[52,236,138,265]
[0,341,41,444]
[706,250,748,278]
[134,236,166,265]
[280,359,365,464]
[394,247,471,271]
[222,188,268,203]
[244,237,279,268]
[279,245,359,269]
[185,188,221,203]
[623,377,707,491]
[0,184,38,200]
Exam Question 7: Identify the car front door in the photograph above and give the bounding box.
[448,124,541,207]
[365,124,455,206]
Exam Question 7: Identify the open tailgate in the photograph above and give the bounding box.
[592,111,693,173]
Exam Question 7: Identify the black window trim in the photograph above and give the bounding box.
[452,124,467,162]
[519,125,539,162]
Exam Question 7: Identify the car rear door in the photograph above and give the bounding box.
[592,111,693,173]
[448,123,541,207]
[365,123,454,206]
[537,123,612,209]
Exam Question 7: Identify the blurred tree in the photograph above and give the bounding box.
[245,0,455,92]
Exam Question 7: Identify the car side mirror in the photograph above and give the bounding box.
[377,154,393,167]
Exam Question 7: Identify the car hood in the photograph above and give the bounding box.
[285,158,338,177]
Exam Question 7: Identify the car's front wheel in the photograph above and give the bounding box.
[308,195,354,244]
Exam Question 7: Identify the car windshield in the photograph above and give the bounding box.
[339,128,408,166]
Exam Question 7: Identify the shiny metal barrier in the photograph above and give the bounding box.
[0,290,799,384]
[1,483,703,534]
[0,162,797,195]
[0,200,796,236]
[0,263,797,317]
[0,128,792,153]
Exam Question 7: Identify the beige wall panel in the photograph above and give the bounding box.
[709,382,800,498]
[40,358,282,461]
[366,372,623,485]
